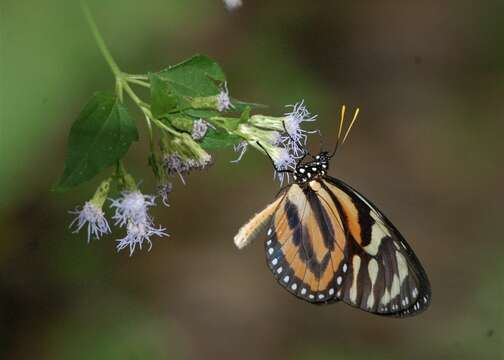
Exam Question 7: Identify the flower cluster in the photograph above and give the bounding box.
[62,9,320,256]
[69,201,110,241]
[111,191,167,256]
[232,100,317,184]
[161,133,213,184]
[69,178,167,256]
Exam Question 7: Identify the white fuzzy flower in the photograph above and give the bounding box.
[192,119,210,140]
[281,100,317,156]
[157,182,173,207]
[116,221,167,256]
[231,141,249,163]
[223,0,242,11]
[110,191,156,227]
[270,146,296,185]
[217,83,233,112]
[110,191,167,255]
[69,202,111,242]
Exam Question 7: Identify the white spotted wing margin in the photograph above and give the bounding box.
[322,176,432,318]
[263,183,348,305]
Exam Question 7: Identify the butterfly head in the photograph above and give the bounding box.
[293,152,330,184]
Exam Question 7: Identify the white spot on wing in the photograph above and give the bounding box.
[364,222,386,256]
[291,283,297,290]
[329,288,334,296]
[268,248,274,255]
[380,289,390,306]
[350,255,361,303]
[283,276,290,283]
[390,274,401,299]
[277,267,283,274]
[336,276,343,285]
[368,258,379,287]
[367,292,375,309]
[267,228,272,236]
[301,288,307,295]
[272,258,278,266]
[395,251,409,285]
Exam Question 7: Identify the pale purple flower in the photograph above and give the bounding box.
[192,119,210,140]
[116,221,168,256]
[217,83,233,112]
[110,191,167,255]
[157,182,173,207]
[163,152,213,184]
[110,191,156,227]
[223,0,243,11]
[164,154,190,176]
[231,141,249,163]
[69,202,111,241]
[281,100,317,156]
[271,146,296,185]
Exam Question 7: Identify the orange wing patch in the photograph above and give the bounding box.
[264,182,352,303]
[325,182,363,246]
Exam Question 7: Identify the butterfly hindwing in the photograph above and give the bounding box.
[263,178,431,317]
[321,176,431,317]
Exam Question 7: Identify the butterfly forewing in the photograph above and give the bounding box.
[263,178,431,317]
[265,183,349,303]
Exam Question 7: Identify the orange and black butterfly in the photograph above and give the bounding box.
[234,107,431,317]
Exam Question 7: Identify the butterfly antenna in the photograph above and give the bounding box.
[341,107,360,144]
[329,106,360,158]
[329,105,347,158]
[256,141,293,174]
[337,105,346,142]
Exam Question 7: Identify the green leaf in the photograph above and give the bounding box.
[166,114,194,133]
[183,109,220,119]
[231,99,267,112]
[54,92,138,191]
[200,129,242,150]
[148,152,162,179]
[240,106,251,123]
[149,73,180,117]
[158,55,226,97]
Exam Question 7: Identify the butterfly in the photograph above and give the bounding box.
[234,106,431,317]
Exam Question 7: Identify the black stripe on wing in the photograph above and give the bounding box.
[321,176,431,317]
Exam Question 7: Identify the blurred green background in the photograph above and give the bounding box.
[1,0,503,359]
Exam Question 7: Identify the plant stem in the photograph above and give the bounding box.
[82,2,180,148]
[126,78,151,88]
[124,74,149,80]
[81,2,122,78]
